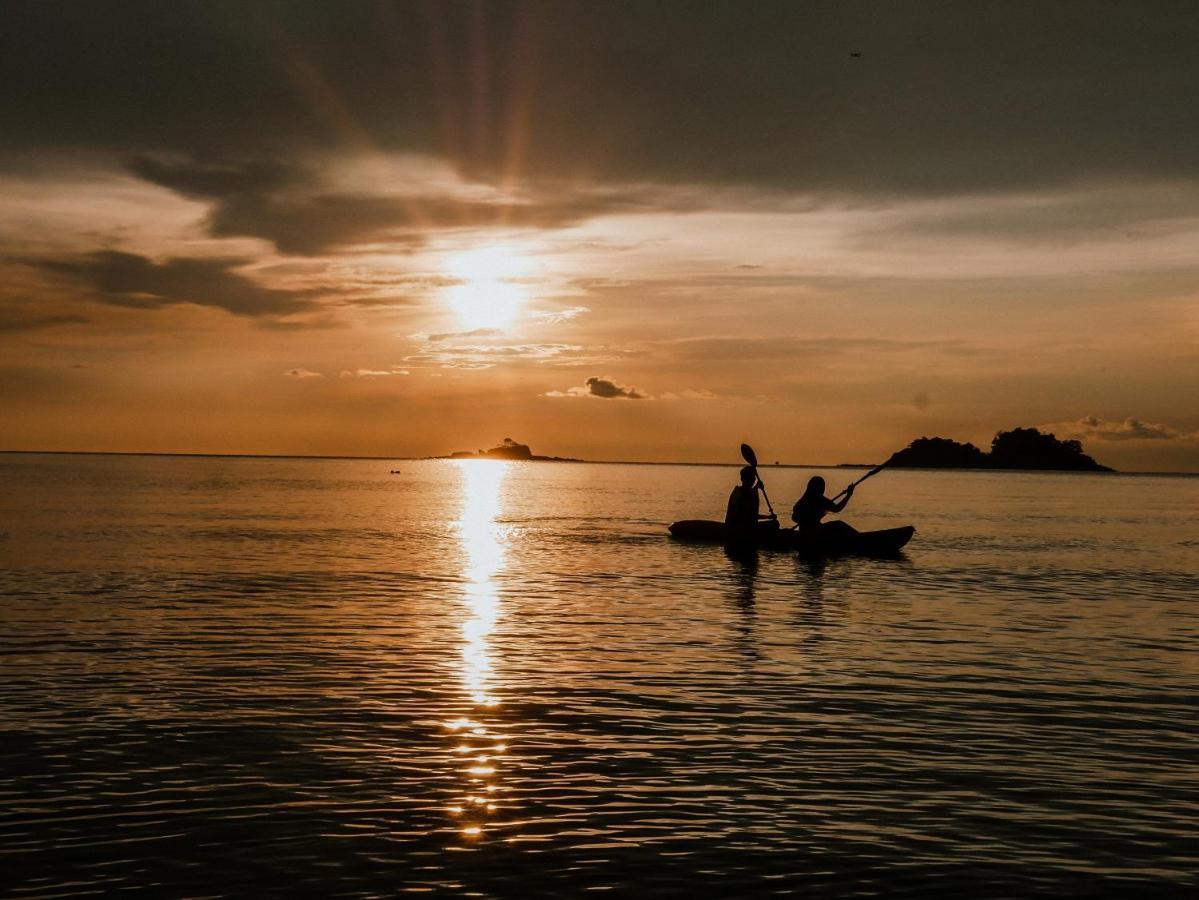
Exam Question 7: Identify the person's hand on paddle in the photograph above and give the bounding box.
[740,443,777,520]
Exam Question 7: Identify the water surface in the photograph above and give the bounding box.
[1,453,1196,896]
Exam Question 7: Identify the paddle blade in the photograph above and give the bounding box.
[740,443,758,467]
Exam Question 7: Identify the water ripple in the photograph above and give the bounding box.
[0,455,1196,896]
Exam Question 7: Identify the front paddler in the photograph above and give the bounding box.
[725,465,778,542]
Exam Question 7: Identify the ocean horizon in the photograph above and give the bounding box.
[3,449,1197,478]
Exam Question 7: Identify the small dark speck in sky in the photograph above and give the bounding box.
[850,51,862,58]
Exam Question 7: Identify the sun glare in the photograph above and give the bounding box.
[444,246,532,330]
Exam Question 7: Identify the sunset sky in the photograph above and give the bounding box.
[2,2,1197,470]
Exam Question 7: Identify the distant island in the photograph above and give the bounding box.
[880,427,1113,472]
[436,437,583,462]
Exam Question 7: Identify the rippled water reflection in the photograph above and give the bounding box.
[0,453,1196,896]
[449,460,508,841]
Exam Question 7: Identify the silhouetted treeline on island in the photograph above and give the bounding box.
[887,428,1113,472]
[438,438,582,462]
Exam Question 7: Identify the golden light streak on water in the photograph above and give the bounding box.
[448,459,511,838]
[456,459,508,706]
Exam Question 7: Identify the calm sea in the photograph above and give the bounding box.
[1,452,1195,897]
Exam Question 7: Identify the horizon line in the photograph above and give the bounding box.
[0,447,826,468]
[2,448,1197,477]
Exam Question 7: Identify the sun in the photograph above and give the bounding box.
[444,245,533,330]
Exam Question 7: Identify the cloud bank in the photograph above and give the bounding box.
[1042,416,1195,442]
[30,251,314,317]
[5,3,1198,195]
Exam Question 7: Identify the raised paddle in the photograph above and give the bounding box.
[831,454,897,502]
[739,443,777,518]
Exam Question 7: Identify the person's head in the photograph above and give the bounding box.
[805,475,825,497]
[739,465,757,487]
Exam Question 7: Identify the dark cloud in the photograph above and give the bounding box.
[127,155,301,199]
[545,375,646,398]
[860,185,1199,247]
[205,192,424,256]
[127,156,657,253]
[2,2,1197,196]
[583,376,644,399]
[29,251,315,317]
[1050,416,1191,442]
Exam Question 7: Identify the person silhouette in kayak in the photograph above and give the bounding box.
[791,476,858,541]
[725,465,777,539]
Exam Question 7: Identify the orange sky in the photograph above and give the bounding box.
[2,3,1197,470]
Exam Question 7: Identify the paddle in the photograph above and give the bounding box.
[739,443,776,519]
[831,454,896,502]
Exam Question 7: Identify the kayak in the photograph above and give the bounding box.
[667,520,915,556]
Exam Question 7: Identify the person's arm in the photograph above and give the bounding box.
[755,481,776,519]
[827,484,854,513]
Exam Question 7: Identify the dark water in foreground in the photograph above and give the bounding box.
[1,453,1196,897]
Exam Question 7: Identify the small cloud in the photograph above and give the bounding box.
[546,375,646,399]
[586,376,645,399]
[405,342,607,371]
[912,392,932,411]
[571,277,632,290]
[284,368,323,378]
[661,388,723,401]
[421,327,504,342]
[734,264,763,270]
[339,368,389,378]
[1044,415,1193,442]
[529,305,589,324]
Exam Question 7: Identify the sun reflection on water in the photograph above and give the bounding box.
[457,459,507,707]
[446,459,511,840]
